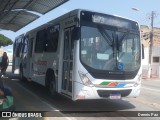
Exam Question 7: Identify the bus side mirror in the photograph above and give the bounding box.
[72,27,80,40]
[142,44,144,59]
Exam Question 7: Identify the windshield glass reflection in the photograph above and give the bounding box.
[80,26,140,71]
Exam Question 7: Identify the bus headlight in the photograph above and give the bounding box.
[78,71,94,87]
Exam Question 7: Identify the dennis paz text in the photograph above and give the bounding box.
[138,112,159,117]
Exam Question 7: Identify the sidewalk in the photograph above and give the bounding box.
[142,77,160,80]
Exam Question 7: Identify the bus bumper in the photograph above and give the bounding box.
[73,82,141,100]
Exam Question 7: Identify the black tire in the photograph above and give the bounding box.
[19,66,23,80]
[47,72,57,98]
[19,66,26,81]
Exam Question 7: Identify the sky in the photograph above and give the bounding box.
[1,0,160,50]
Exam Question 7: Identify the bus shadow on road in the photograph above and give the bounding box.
[51,96,136,117]
[58,98,136,112]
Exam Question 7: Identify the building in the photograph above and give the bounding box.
[140,25,160,78]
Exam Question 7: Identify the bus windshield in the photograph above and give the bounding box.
[80,25,141,72]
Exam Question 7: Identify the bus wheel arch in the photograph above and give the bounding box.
[45,69,57,97]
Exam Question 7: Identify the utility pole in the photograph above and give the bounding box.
[148,11,156,78]
[149,11,154,64]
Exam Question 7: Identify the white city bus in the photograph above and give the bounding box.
[13,9,142,100]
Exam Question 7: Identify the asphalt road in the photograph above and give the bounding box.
[1,66,160,120]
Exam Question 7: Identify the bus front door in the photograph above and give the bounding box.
[62,28,74,96]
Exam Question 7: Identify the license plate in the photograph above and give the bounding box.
[109,94,121,99]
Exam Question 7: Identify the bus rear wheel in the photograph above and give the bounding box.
[19,66,24,81]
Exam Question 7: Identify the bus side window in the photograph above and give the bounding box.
[46,25,60,52]
[35,29,46,53]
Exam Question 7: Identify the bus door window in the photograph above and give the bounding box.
[68,28,74,93]
[62,30,69,90]
[62,28,73,94]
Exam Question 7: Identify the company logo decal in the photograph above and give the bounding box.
[99,82,126,87]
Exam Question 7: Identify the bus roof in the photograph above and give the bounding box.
[23,9,139,35]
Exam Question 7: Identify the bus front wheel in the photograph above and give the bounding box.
[47,72,57,98]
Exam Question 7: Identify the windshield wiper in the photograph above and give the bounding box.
[119,32,129,42]
[97,26,113,46]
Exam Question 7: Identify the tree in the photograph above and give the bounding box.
[0,34,13,47]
